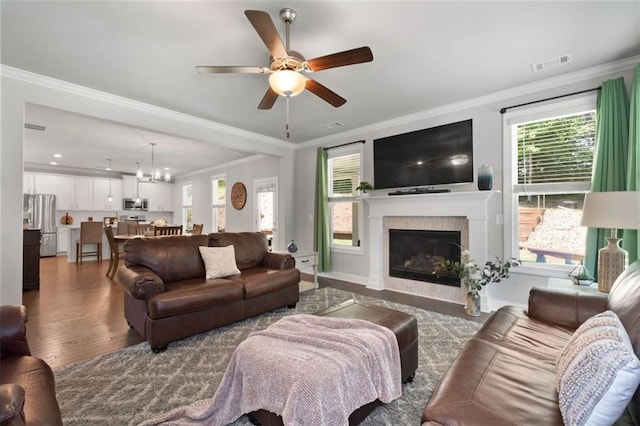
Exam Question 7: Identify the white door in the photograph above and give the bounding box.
[254,177,278,250]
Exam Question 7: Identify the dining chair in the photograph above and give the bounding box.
[132,224,153,236]
[191,224,203,235]
[104,226,124,279]
[154,225,183,236]
[76,221,103,264]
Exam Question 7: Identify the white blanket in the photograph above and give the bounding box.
[140,314,402,426]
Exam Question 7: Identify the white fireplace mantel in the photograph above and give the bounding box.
[364,190,500,294]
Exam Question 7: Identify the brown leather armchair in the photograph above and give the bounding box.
[117,233,300,352]
[0,305,62,425]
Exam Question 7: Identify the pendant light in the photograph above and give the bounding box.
[134,162,142,205]
[106,159,113,203]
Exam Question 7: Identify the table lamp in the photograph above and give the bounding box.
[580,191,640,292]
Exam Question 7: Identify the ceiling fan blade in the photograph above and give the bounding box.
[244,10,288,59]
[196,66,269,74]
[305,79,346,108]
[307,47,373,72]
[258,87,279,110]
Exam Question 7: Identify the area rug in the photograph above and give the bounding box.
[54,287,481,425]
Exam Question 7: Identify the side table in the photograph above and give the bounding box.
[275,251,318,289]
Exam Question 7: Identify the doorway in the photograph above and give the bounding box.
[254,177,278,250]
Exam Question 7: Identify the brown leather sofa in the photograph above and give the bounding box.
[422,260,640,425]
[0,305,63,425]
[117,232,300,352]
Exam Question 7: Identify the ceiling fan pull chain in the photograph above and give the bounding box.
[286,96,291,139]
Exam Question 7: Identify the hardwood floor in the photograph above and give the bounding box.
[23,255,486,370]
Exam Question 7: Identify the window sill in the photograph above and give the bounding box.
[330,246,364,256]
[511,263,575,279]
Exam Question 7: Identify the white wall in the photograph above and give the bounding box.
[293,59,638,309]
[173,154,292,246]
[0,67,295,305]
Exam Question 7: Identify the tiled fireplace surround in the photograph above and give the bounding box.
[365,191,498,310]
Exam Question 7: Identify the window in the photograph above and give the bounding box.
[503,95,596,273]
[182,183,192,230]
[212,177,226,232]
[328,144,363,251]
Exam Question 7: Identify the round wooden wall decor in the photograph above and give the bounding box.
[231,182,247,210]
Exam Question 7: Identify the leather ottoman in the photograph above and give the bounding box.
[249,299,418,425]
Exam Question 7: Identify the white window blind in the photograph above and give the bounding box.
[329,153,361,198]
[517,111,596,186]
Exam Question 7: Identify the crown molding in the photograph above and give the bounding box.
[298,55,640,149]
[174,154,269,180]
[0,65,294,150]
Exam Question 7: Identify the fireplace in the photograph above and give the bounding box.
[388,229,461,286]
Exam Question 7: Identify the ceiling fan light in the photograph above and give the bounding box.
[269,70,306,97]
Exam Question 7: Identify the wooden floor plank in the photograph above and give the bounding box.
[23,255,483,370]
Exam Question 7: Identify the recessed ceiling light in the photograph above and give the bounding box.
[53,153,62,158]
[49,162,58,165]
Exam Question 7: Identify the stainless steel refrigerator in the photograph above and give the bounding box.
[24,194,57,257]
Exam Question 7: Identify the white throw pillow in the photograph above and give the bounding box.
[557,310,640,426]
[199,246,241,279]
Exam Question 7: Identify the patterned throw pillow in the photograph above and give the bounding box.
[556,311,640,426]
[199,245,241,279]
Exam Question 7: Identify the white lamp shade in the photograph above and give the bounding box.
[581,191,640,230]
[269,70,306,97]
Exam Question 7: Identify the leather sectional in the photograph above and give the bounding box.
[117,232,300,352]
[422,260,640,425]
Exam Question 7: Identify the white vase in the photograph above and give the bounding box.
[466,292,481,317]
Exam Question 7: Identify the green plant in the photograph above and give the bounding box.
[439,252,520,296]
[355,181,374,193]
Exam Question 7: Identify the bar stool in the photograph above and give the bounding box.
[76,221,103,264]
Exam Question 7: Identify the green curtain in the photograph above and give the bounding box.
[622,64,640,262]
[313,147,331,272]
[584,77,630,275]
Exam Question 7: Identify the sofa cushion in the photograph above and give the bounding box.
[199,246,241,279]
[148,280,244,319]
[423,338,563,425]
[556,311,640,426]
[227,268,300,299]
[473,305,573,364]
[124,235,209,283]
[208,232,268,270]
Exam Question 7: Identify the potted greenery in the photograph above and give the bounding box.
[355,181,374,196]
[439,251,519,316]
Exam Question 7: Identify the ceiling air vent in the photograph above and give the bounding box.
[24,123,47,131]
[531,54,572,72]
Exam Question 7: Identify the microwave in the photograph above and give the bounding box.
[122,198,149,211]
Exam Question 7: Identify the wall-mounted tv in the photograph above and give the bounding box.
[373,119,473,189]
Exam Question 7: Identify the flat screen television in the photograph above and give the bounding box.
[373,119,473,189]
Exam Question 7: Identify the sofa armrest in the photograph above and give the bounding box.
[0,384,26,426]
[0,305,30,358]
[261,252,295,270]
[117,266,165,299]
[527,286,608,330]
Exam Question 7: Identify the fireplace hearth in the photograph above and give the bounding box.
[389,229,461,286]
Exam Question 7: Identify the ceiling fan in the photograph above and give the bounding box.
[196,8,374,110]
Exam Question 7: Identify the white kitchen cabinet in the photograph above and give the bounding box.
[122,175,138,199]
[57,227,69,253]
[30,174,74,210]
[138,181,173,211]
[73,177,93,210]
[23,173,36,194]
[93,178,122,211]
